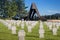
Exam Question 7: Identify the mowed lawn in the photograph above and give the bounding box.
[0,21,60,40]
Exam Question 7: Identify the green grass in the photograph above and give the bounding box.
[25,21,40,40]
[43,22,60,40]
[0,21,60,40]
[0,22,18,40]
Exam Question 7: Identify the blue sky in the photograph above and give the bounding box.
[25,0,60,16]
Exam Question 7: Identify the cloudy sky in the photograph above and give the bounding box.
[25,0,60,16]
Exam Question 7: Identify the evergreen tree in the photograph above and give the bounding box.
[5,0,18,19]
[16,0,27,17]
[0,0,5,15]
[0,0,27,19]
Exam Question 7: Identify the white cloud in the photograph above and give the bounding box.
[48,10,60,13]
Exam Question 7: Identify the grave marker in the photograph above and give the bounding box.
[18,30,25,40]
[11,26,16,34]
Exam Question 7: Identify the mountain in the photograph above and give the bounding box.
[52,13,60,17]
[44,13,60,19]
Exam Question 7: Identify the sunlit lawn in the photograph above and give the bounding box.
[0,21,60,40]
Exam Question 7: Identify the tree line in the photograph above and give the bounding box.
[0,0,27,19]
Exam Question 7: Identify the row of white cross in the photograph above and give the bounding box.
[0,19,38,40]
[45,21,60,35]
[0,19,37,33]
[39,21,45,38]
[0,19,60,40]
[39,21,60,38]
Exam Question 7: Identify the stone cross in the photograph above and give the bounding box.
[52,27,57,35]
[18,30,25,40]
[11,26,16,34]
[39,29,45,38]
[49,24,52,30]
[56,22,60,29]
[8,24,12,30]
[28,26,32,32]
[21,23,24,29]
[39,21,45,38]
[21,21,24,29]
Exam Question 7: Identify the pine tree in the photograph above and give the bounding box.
[0,0,5,15]
[16,0,27,17]
[5,0,18,19]
[0,0,27,19]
